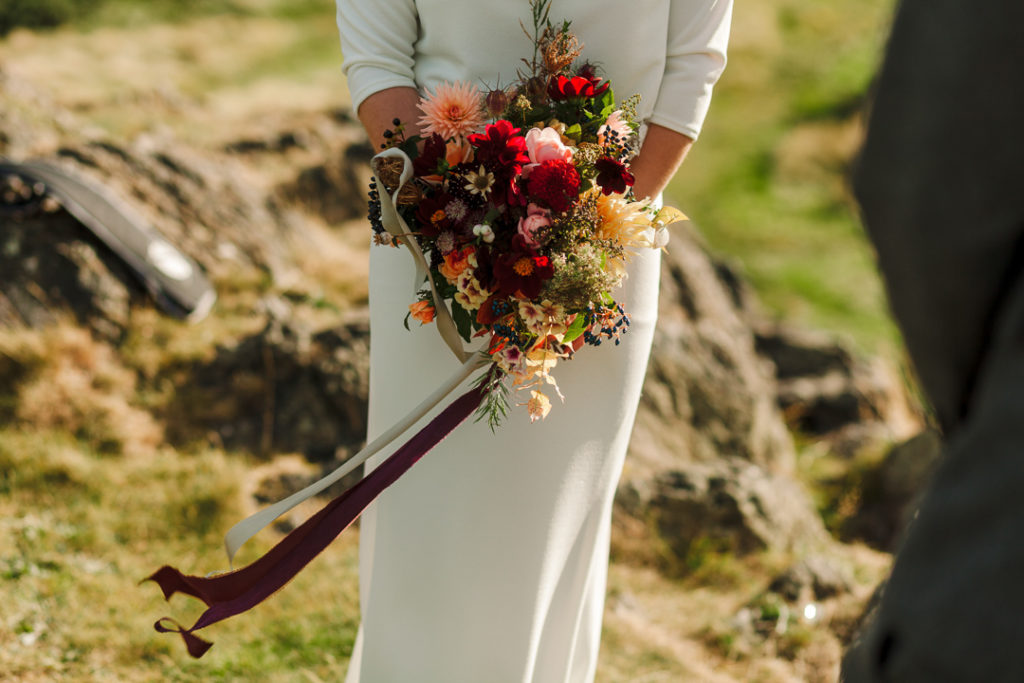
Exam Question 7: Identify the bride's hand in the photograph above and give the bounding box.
[629,123,694,201]
[357,86,424,149]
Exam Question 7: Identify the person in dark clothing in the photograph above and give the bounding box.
[841,0,1024,680]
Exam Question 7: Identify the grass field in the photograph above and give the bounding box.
[1,0,899,679]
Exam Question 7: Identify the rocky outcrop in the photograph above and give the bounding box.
[753,323,922,457]
[165,303,370,464]
[626,456,829,560]
[628,225,796,481]
[0,73,372,342]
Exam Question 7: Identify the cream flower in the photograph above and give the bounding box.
[454,270,492,310]
[518,299,568,339]
[496,344,527,377]
[594,190,653,250]
[463,165,496,197]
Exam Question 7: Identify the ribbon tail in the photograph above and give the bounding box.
[155,618,213,658]
[146,385,483,658]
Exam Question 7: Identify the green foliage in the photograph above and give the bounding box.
[0,0,98,36]
[473,361,511,432]
[0,0,333,35]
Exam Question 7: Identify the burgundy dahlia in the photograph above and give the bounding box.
[413,133,448,177]
[594,156,636,196]
[414,191,456,237]
[526,159,580,213]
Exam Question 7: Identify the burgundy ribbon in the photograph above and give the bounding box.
[146,385,483,657]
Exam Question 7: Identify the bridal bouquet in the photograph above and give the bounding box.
[145,0,683,658]
[369,1,680,426]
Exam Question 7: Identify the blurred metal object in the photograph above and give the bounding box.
[0,158,216,322]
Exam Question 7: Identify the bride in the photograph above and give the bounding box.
[336,1,732,680]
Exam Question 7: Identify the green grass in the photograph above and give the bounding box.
[670,0,899,355]
[0,426,359,681]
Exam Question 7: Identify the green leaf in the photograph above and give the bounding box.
[562,313,587,343]
[398,135,422,158]
[450,299,475,343]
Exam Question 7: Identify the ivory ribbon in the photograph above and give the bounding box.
[223,353,484,564]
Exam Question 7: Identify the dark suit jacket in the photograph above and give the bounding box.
[843,0,1024,680]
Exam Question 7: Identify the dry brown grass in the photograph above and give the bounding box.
[0,323,162,455]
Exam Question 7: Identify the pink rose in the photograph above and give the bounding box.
[525,127,574,165]
[597,110,632,145]
[517,203,552,248]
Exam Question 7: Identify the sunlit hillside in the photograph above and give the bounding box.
[0,1,901,680]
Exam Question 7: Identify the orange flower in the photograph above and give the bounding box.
[409,300,436,324]
[446,138,474,166]
[439,246,475,282]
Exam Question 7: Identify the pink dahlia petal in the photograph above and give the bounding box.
[417,81,486,140]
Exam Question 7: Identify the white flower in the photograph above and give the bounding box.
[472,223,495,243]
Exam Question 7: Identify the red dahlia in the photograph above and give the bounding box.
[526,159,580,213]
[466,120,530,173]
[546,74,610,101]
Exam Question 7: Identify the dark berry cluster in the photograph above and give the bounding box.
[582,304,631,346]
[367,178,385,235]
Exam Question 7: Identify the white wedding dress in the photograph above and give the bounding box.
[337,1,731,681]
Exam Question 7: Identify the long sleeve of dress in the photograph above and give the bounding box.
[648,0,731,140]
[336,0,419,113]
[338,0,730,139]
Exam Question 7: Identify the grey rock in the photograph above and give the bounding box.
[754,321,922,450]
[166,306,370,462]
[644,457,828,560]
[769,556,855,602]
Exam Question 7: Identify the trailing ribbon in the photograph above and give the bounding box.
[146,145,492,657]
[215,149,482,567]
[147,384,484,657]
